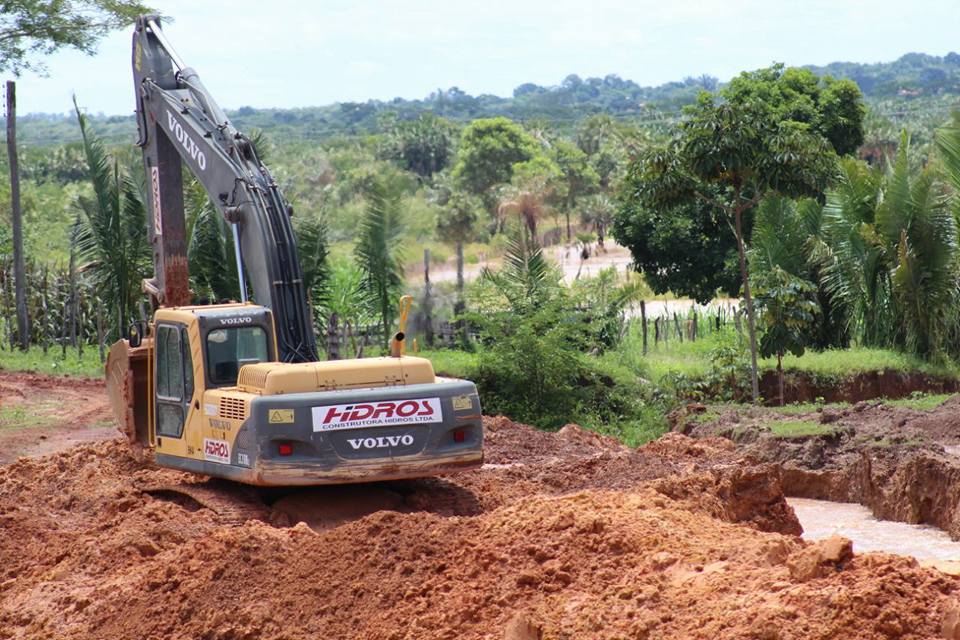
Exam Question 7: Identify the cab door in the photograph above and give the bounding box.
[155,323,194,457]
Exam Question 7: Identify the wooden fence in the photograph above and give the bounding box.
[628,301,744,355]
[0,255,107,361]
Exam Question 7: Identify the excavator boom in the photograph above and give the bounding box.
[133,15,317,362]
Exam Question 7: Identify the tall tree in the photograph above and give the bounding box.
[379,113,457,179]
[815,137,958,360]
[71,99,150,338]
[435,191,479,304]
[0,0,151,75]
[552,140,599,242]
[615,65,860,401]
[6,81,27,349]
[452,117,538,215]
[355,181,405,352]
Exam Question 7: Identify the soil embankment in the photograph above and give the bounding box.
[758,369,960,405]
[677,396,960,541]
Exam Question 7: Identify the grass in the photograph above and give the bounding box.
[758,348,960,379]
[774,401,850,415]
[417,348,477,378]
[769,420,838,438]
[885,393,954,410]
[0,347,104,378]
[773,393,954,415]
[0,402,60,430]
[629,324,960,384]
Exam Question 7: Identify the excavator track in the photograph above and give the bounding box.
[139,479,272,526]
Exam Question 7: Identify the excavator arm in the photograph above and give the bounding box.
[132,15,318,363]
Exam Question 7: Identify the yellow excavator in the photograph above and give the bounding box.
[105,16,483,488]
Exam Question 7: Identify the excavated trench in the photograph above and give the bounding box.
[675,395,960,549]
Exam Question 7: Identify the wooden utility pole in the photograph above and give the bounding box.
[6,81,28,351]
[423,248,433,347]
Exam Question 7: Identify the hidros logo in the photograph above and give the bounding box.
[312,397,443,432]
[203,438,230,464]
[167,111,207,171]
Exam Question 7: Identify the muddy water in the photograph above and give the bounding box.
[789,497,960,561]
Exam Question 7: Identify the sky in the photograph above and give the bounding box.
[9,0,960,116]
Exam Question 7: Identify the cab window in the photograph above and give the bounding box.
[206,326,269,385]
[156,325,182,401]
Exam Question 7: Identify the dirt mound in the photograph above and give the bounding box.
[2,410,956,639]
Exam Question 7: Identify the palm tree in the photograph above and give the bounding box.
[579,194,615,249]
[435,192,479,304]
[294,211,331,325]
[815,134,957,358]
[481,223,560,315]
[70,98,150,339]
[355,181,405,352]
[185,179,239,302]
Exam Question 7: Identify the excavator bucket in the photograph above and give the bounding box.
[105,338,152,445]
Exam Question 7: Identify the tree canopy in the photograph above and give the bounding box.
[614,64,865,400]
[452,117,538,208]
[0,0,151,75]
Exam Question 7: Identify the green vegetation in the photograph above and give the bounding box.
[0,347,103,377]
[885,393,955,410]
[0,0,150,76]
[0,402,62,430]
[7,52,960,447]
[614,65,866,402]
[769,420,838,438]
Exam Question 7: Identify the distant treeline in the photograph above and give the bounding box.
[8,51,960,148]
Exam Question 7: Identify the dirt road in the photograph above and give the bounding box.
[0,370,113,464]
[2,374,960,639]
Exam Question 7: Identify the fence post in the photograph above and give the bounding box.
[674,313,683,343]
[423,248,434,347]
[640,300,648,355]
[6,81,28,351]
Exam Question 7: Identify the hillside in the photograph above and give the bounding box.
[11,51,960,148]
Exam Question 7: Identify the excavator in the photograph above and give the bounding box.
[105,16,483,494]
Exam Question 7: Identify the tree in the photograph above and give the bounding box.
[71,99,150,339]
[749,196,849,349]
[294,212,331,321]
[0,0,151,75]
[379,113,457,179]
[754,267,819,406]
[579,194,616,249]
[614,64,860,402]
[497,155,559,235]
[451,117,538,213]
[613,193,744,303]
[355,181,405,352]
[552,140,599,242]
[810,135,958,361]
[435,192,479,304]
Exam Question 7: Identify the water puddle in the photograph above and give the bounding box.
[788,497,960,561]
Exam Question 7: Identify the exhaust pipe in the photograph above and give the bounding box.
[390,331,405,358]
